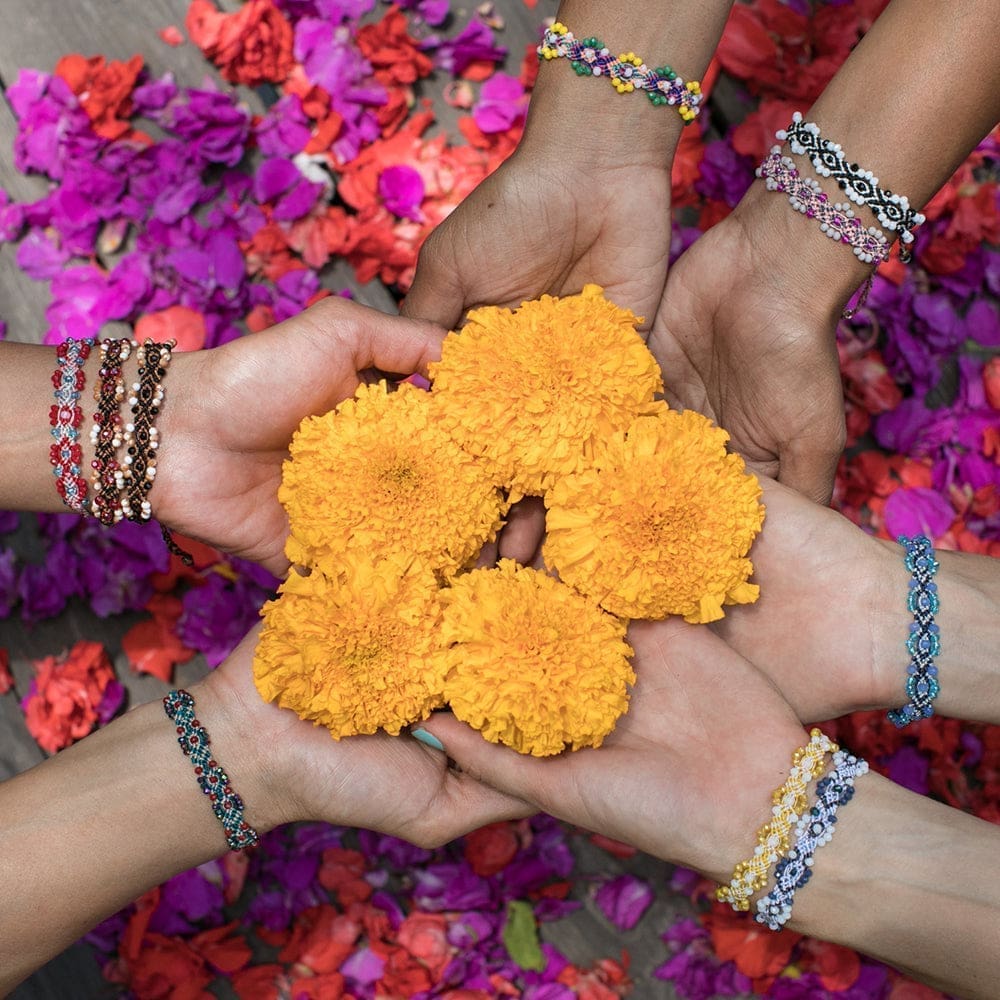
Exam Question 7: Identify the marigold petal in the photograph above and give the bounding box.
[437,561,634,756]
[429,285,662,496]
[253,560,446,737]
[543,405,765,622]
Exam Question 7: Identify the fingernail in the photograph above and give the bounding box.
[412,727,445,752]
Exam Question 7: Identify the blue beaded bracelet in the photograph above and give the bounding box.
[163,689,260,851]
[754,750,869,931]
[887,535,940,727]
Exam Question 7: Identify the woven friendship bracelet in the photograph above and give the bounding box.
[717,729,839,911]
[887,534,941,727]
[757,149,890,266]
[163,689,260,851]
[755,750,869,931]
[538,23,703,123]
[90,338,135,526]
[50,338,94,513]
[779,113,925,262]
[121,339,172,523]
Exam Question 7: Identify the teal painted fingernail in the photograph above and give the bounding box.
[412,728,445,752]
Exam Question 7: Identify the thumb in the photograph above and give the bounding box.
[400,232,469,331]
[304,297,447,377]
[416,714,551,807]
[777,433,843,506]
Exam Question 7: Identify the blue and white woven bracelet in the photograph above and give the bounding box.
[754,749,869,931]
[887,534,940,727]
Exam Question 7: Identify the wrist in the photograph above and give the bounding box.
[519,61,683,171]
[731,178,874,321]
[191,646,298,835]
[868,539,1000,725]
[788,773,1000,997]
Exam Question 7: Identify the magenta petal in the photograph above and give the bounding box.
[593,873,653,931]
[254,158,301,203]
[378,164,424,221]
[273,178,325,221]
[340,946,385,984]
[883,486,955,540]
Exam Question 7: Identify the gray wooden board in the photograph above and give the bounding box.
[0,1,686,996]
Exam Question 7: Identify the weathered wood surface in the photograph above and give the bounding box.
[0,1,686,997]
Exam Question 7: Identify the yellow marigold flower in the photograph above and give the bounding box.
[253,560,445,738]
[428,285,663,497]
[438,560,634,756]
[543,405,765,623]
[280,380,505,578]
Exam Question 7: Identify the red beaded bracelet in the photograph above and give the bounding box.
[50,338,95,513]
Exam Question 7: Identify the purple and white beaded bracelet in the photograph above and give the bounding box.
[756,148,890,266]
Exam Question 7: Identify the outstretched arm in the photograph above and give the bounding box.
[402,0,734,332]
[713,477,1000,727]
[0,628,527,995]
[0,297,446,575]
[416,621,1000,1000]
[650,0,1000,502]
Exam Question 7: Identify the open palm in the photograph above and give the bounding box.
[153,297,445,575]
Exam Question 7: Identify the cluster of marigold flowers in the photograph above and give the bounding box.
[253,286,765,756]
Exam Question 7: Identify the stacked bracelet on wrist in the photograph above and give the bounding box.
[49,335,193,565]
[755,749,869,930]
[756,149,890,266]
[779,113,925,262]
[887,534,941,727]
[537,23,702,124]
[164,689,260,851]
[717,728,838,911]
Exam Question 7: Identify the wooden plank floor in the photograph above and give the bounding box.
[0,2,688,997]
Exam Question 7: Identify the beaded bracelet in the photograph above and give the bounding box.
[120,339,172,523]
[755,749,869,931]
[537,23,702,124]
[756,148,890,267]
[779,113,925,262]
[887,534,941,727]
[50,338,95,513]
[163,688,260,851]
[716,728,838,911]
[90,338,135,526]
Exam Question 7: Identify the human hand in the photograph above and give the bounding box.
[401,143,672,336]
[649,184,870,505]
[718,477,1000,727]
[196,627,531,848]
[713,477,901,723]
[152,297,446,576]
[413,619,810,883]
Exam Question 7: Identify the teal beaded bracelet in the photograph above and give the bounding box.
[163,689,260,851]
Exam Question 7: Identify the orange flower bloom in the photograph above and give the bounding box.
[54,54,146,142]
[186,0,295,86]
[21,640,120,753]
[543,405,764,623]
[253,560,445,738]
[429,285,662,497]
[280,381,505,580]
[438,561,634,756]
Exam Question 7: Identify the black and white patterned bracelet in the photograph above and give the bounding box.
[778,113,925,262]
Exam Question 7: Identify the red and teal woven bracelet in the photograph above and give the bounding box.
[163,688,260,851]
